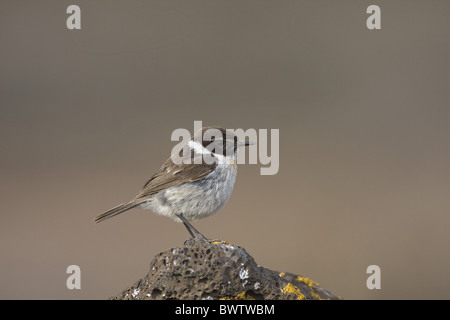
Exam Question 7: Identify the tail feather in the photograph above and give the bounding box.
[94,200,143,223]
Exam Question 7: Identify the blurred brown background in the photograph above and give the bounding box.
[1,0,449,299]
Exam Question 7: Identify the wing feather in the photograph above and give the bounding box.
[133,155,216,200]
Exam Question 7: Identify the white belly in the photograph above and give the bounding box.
[140,163,237,222]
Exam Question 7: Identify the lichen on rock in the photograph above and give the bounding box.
[111,237,339,300]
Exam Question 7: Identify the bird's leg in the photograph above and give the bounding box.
[177,214,208,240]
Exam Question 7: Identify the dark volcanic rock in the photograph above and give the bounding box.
[111,238,339,300]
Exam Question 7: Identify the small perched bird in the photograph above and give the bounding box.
[94,126,252,239]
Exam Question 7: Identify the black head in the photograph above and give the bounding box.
[193,126,250,157]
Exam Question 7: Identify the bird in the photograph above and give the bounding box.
[94,126,252,239]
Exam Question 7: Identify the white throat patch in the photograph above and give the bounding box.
[188,140,236,164]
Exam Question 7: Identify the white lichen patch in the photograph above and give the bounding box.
[132,288,140,299]
[239,267,249,280]
[239,267,250,288]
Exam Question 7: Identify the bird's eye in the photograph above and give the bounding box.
[211,136,216,142]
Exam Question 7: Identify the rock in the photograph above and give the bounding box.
[111,237,339,300]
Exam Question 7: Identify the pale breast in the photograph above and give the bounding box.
[141,163,237,221]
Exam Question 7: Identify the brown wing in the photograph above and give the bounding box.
[133,156,217,200]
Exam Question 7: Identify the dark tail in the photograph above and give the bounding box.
[94,200,143,223]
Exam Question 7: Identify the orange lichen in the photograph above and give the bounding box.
[296,275,318,287]
[210,240,233,246]
[220,290,256,300]
[281,283,306,300]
